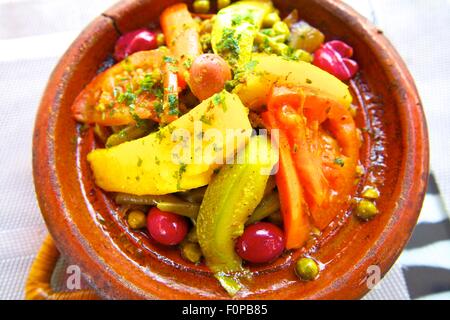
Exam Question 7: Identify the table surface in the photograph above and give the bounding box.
[0,0,449,300]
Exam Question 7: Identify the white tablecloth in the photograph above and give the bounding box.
[0,0,449,300]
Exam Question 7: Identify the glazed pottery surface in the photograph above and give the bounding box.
[33,0,429,299]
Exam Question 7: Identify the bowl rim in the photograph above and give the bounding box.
[33,0,429,299]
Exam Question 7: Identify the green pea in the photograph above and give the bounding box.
[295,257,319,281]
[263,12,281,28]
[356,199,379,221]
[193,0,210,14]
[362,187,380,200]
[127,210,147,229]
[217,0,231,10]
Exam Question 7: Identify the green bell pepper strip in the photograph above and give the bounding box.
[196,135,277,295]
[211,0,273,69]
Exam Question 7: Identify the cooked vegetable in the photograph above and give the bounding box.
[105,121,154,148]
[127,210,147,229]
[180,241,203,264]
[161,58,181,124]
[186,225,199,243]
[114,29,158,61]
[217,0,231,10]
[267,211,282,225]
[115,193,181,206]
[156,201,200,220]
[362,186,380,200]
[156,33,165,47]
[88,91,252,195]
[265,85,360,230]
[262,111,311,249]
[262,11,281,28]
[93,124,111,144]
[263,175,277,196]
[197,135,277,294]
[289,21,324,53]
[189,54,232,100]
[295,257,319,281]
[268,87,329,210]
[178,187,207,203]
[355,199,379,221]
[233,53,352,111]
[246,191,280,225]
[193,0,210,13]
[302,93,360,229]
[235,222,285,263]
[254,32,312,62]
[72,48,168,126]
[147,207,189,245]
[313,40,359,81]
[211,0,273,69]
[160,3,202,88]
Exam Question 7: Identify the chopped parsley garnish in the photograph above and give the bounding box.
[174,163,187,190]
[334,158,345,167]
[117,88,136,106]
[167,94,180,116]
[153,100,164,115]
[139,74,156,93]
[216,28,241,66]
[163,56,176,63]
[183,57,193,69]
[200,114,213,125]
[212,92,226,111]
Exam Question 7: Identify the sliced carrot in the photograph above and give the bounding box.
[262,111,311,249]
[160,3,202,89]
[268,87,329,211]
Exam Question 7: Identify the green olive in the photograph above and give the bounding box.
[356,199,379,221]
[263,12,281,28]
[362,187,380,200]
[127,210,147,229]
[180,241,202,264]
[217,0,231,10]
[193,0,210,14]
[295,257,319,281]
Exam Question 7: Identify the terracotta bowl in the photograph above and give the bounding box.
[33,0,429,299]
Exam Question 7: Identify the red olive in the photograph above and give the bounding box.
[114,28,158,61]
[147,207,189,246]
[313,40,359,81]
[189,54,232,100]
[326,40,353,58]
[235,222,285,264]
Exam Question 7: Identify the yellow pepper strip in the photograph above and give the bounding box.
[211,0,273,69]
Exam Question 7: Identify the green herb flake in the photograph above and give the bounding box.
[163,56,176,63]
[334,158,345,167]
[167,94,180,116]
